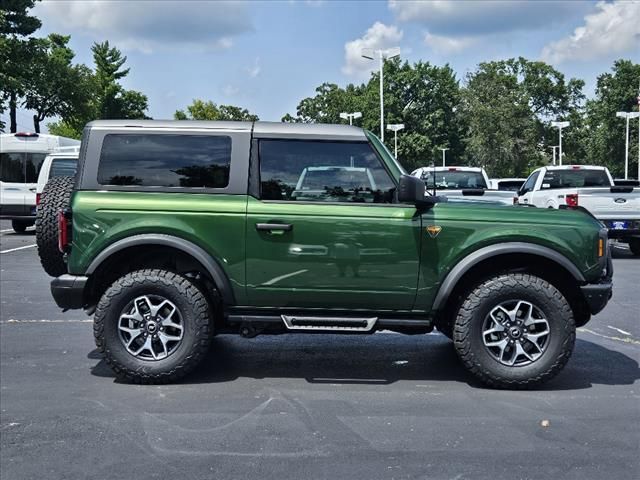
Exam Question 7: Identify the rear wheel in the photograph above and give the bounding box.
[35,176,74,277]
[629,238,640,256]
[94,269,213,384]
[11,220,31,233]
[453,273,575,389]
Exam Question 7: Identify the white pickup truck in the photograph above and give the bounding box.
[411,166,516,205]
[518,165,640,255]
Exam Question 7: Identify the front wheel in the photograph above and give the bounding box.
[453,273,575,389]
[11,219,31,233]
[94,269,213,384]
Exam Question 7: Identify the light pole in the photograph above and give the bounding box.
[550,145,558,165]
[339,111,362,126]
[616,111,640,180]
[386,124,404,158]
[439,147,449,167]
[551,121,570,166]
[362,47,400,142]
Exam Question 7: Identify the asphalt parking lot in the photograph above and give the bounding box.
[1,219,638,480]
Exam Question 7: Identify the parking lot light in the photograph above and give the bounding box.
[339,112,362,126]
[362,47,400,142]
[439,147,449,167]
[616,111,640,180]
[386,123,404,158]
[551,121,570,166]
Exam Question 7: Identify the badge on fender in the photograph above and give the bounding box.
[426,225,442,238]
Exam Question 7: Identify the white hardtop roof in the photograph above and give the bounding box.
[305,166,368,172]
[1,132,80,152]
[416,166,484,172]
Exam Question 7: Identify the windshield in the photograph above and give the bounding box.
[420,170,488,190]
[541,169,610,189]
[300,169,373,190]
[50,158,78,178]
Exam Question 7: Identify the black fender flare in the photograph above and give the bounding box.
[85,234,235,305]
[431,242,586,311]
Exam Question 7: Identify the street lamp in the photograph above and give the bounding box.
[339,111,362,126]
[551,121,570,166]
[550,145,558,166]
[616,111,640,180]
[439,147,449,167]
[362,46,400,142]
[386,123,404,158]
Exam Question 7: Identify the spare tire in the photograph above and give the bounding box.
[36,176,74,277]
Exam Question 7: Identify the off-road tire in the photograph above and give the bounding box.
[11,219,31,233]
[94,269,213,384]
[35,176,74,277]
[453,273,575,389]
[629,238,640,256]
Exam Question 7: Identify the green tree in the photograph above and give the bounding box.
[23,34,92,133]
[462,57,584,177]
[48,40,149,138]
[0,0,42,133]
[582,60,640,178]
[174,99,258,121]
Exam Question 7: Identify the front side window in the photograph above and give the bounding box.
[97,134,232,188]
[522,171,539,192]
[259,140,395,203]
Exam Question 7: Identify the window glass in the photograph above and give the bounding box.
[420,170,488,190]
[259,140,395,203]
[522,172,539,192]
[0,153,24,183]
[541,169,610,189]
[25,153,47,183]
[495,180,524,191]
[97,134,232,188]
[50,158,78,178]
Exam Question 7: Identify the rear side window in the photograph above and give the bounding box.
[541,169,610,189]
[97,134,232,188]
[50,158,78,178]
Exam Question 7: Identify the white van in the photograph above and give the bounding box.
[0,132,80,232]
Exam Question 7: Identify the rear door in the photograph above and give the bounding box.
[1,152,27,214]
[245,138,421,310]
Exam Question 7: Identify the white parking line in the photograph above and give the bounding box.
[578,328,640,345]
[0,228,15,233]
[0,244,37,254]
[0,319,92,324]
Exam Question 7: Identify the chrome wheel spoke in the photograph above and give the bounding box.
[482,299,550,367]
[118,294,183,361]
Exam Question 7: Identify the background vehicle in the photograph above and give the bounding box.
[47,120,611,387]
[490,178,526,191]
[292,166,378,202]
[35,148,80,204]
[411,166,516,205]
[0,132,80,232]
[518,165,640,255]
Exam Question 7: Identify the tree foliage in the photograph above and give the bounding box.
[175,99,259,121]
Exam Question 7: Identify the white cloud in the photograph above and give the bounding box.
[222,85,239,97]
[246,57,261,78]
[342,22,403,76]
[389,0,586,35]
[34,0,252,53]
[541,1,640,64]
[424,33,475,55]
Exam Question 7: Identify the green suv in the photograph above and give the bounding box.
[48,120,613,387]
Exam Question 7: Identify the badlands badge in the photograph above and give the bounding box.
[426,225,442,238]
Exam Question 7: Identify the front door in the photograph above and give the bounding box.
[245,138,421,311]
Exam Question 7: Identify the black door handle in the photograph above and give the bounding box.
[255,223,293,232]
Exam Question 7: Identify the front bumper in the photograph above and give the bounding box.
[51,274,88,310]
[580,240,613,315]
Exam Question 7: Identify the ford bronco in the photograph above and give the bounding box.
[46,120,613,387]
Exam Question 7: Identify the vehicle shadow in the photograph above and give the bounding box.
[89,334,639,390]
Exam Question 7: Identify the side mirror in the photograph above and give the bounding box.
[398,175,438,208]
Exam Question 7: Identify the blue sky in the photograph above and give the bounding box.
[6,0,640,131]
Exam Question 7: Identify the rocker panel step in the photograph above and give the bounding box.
[281,315,377,331]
